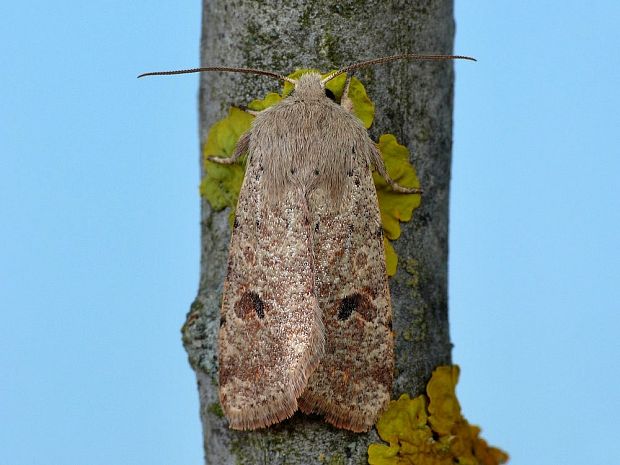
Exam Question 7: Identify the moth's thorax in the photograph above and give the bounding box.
[247,74,376,204]
[292,72,325,101]
[249,105,373,205]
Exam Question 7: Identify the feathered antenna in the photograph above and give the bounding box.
[138,66,297,84]
[322,53,476,83]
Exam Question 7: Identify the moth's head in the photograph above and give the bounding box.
[292,72,327,101]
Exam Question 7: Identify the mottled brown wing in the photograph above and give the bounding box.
[298,154,394,432]
[218,154,324,430]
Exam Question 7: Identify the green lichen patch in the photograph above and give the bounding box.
[384,238,398,277]
[374,134,421,275]
[247,92,282,111]
[200,107,252,213]
[368,366,509,465]
[207,402,224,418]
[374,134,421,242]
[327,454,346,465]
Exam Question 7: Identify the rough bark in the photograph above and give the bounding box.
[183,1,455,463]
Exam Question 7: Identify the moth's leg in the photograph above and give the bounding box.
[209,131,251,165]
[340,74,354,114]
[371,145,423,194]
[239,105,266,117]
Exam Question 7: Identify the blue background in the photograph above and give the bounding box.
[1,1,618,464]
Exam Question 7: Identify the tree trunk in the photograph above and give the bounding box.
[183,1,455,463]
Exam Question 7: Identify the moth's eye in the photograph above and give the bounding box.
[325,88,336,101]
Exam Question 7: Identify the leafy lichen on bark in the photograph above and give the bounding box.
[187,0,456,463]
[368,366,509,465]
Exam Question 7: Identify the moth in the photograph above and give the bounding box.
[140,53,474,432]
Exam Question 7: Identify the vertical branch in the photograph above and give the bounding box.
[184,1,456,463]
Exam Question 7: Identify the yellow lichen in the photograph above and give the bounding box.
[374,134,421,243]
[368,366,509,465]
[201,72,421,273]
[427,365,462,435]
[200,107,253,220]
[373,134,421,275]
[247,92,282,111]
[384,238,398,277]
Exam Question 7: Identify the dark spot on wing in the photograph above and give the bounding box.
[337,292,378,322]
[337,294,359,320]
[235,291,266,320]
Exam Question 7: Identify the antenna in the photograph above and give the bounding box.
[322,53,476,83]
[138,66,297,84]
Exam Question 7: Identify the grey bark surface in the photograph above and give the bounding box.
[183,1,456,463]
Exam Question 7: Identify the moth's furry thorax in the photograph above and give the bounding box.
[248,72,377,205]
